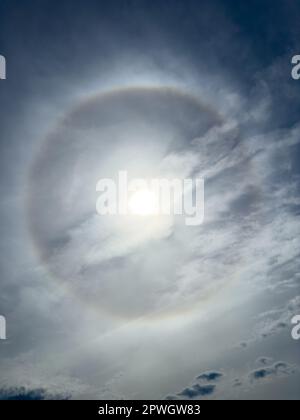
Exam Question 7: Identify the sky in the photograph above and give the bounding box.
[0,0,300,400]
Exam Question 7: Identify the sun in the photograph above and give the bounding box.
[128,189,158,216]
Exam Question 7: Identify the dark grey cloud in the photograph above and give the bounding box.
[168,357,299,400]
[178,384,216,399]
[175,371,223,399]
[233,379,242,388]
[0,387,70,400]
[256,357,274,366]
[165,395,178,400]
[197,371,223,382]
[249,361,296,383]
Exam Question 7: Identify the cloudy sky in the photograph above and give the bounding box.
[0,0,300,400]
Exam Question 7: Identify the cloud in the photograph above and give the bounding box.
[0,387,70,400]
[233,379,242,387]
[1,0,300,401]
[169,358,298,400]
[173,369,224,400]
[196,371,223,382]
[256,357,274,366]
[249,361,296,383]
[178,384,216,399]
[251,296,300,342]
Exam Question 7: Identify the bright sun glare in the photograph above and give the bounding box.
[128,189,158,216]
